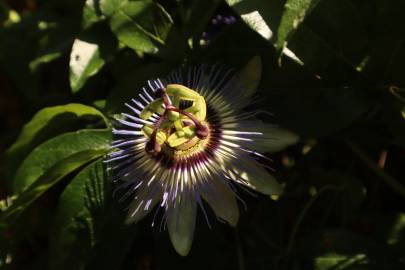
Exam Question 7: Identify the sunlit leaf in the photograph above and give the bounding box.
[100,0,127,17]
[386,213,405,246]
[82,0,105,29]
[30,48,66,72]
[5,104,107,183]
[226,0,282,40]
[314,253,369,270]
[275,0,321,51]
[69,39,105,92]
[13,129,111,193]
[226,0,365,75]
[225,0,303,63]
[2,150,107,224]
[69,22,118,92]
[109,1,172,53]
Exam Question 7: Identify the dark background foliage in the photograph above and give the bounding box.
[1,0,405,269]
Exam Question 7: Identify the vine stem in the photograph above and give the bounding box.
[235,228,245,270]
[284,185,340,262]
[345,140,405,199]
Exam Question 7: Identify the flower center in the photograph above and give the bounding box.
[140,84,210,156]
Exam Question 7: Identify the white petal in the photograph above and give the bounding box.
[167,198,197,256]
[207,57,261,112]
[200,173,239,226]
[225,155,283,196]
[125,184,162,224]
[234,120,299,153]
[222,56,262,101]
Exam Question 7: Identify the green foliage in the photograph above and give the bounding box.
[5,104,107,181]
[13,129,111,193]
[70,26,119,92]
[275,0,321,51]
[109,1,173,53]
[49,159,137,270]
[0,0,405,269]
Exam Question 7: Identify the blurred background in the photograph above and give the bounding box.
[1,0,405,269]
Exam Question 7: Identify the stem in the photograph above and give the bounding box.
[389,86,405,103]
[346,140,405,198]
[235,228,245,270]
[158,88,172,107]
[284,186,339,264]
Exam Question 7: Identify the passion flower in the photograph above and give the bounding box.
[106,57,298,256]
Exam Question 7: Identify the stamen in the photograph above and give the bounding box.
[154,87,209,140]
[145,111,168,155]
[155,87,172,107]
[167,107,209,139]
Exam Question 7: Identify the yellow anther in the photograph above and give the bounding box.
[174,119,183,131]
[167,136,189,148]
[183,126,195,136]
[142,125,166,145]
[167,126,195,147]
[168,111,180,121]
[176,130,185,137]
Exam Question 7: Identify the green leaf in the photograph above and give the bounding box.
[82,0,105,29]
[386,213,405,246]
[1,129,111,224]
[227,0,366,77]
[5,104,107,183]
[225,0,284,41]
[13,129,111,194]
[314,253,369,270]
[28,16,80,71]
[49,160,108,270]
[100,0,127,17]
[294,229,403,269]
[69,39,105,92]
[225,0,304,64]
[1,150,107,224]
[275,0,321,51]
[109,1,172,53]
[50,160,137,270]
[70,22,118,92]
[29,52,63,71]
